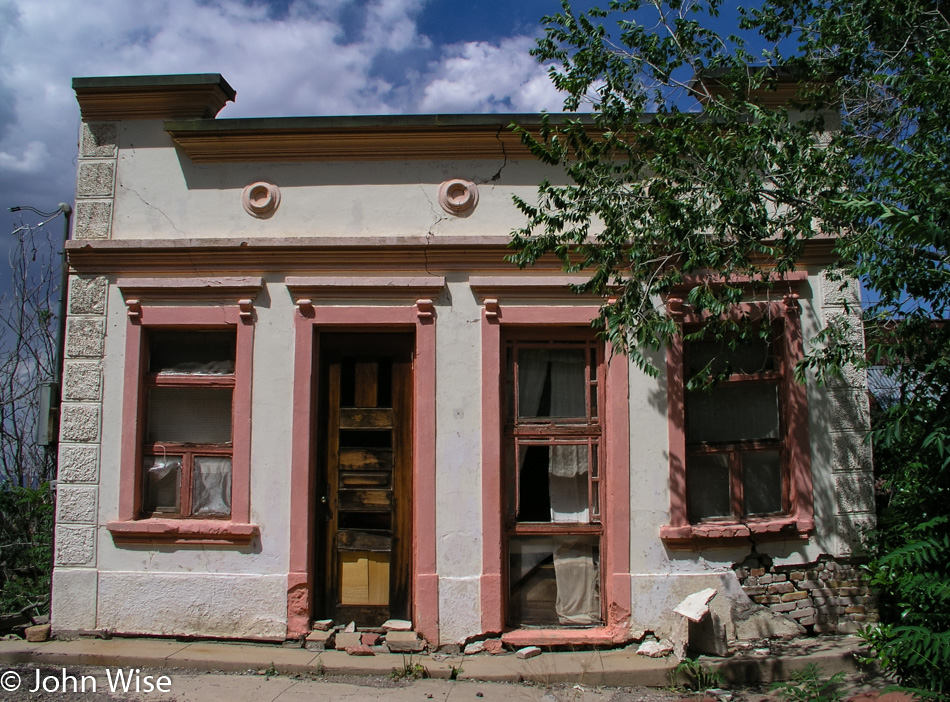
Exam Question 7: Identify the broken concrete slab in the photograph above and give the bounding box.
[312,619,333,631]
[25,624,51,642]
[334,632,362,650]
[361,633,380,646]
[305,629,334,652]
[464,640,487,655]
[637,639,673,658]
[385,631,425,653]
[516,646,541,660]
[483,639,505,655]
[674,588,718,622]
[381,619,412,631]
[345,644,375,656]
[734,609,805,640]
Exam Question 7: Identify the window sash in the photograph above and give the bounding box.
[140,329,236,520]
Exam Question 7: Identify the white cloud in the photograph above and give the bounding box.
[418,36,565,114]
[0,141,49,174]
[0,0,567,232]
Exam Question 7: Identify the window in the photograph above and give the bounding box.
[504,337,603,627]
[108,293,258,545]
[684,327,785,522]
[661,294,814,542]
[141,330,235,518]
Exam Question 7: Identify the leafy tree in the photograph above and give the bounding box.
[512,0,949,691]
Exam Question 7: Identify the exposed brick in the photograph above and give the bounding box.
[770,602,798,613]
[789,571,806,581]
[799,617,816,626]
[754,595,781,605]
[845,605,866,614]
[781,592,810,602]
[743,586,767,597]
[758,575,774,584]
[790,607,817,619]
[798,580,821,590]
[750,568,766,577]
[772,574,787,582]
[768,582,795,595]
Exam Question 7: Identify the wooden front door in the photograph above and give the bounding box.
[317,333,413,625]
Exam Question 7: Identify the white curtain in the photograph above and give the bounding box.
[553,536,600,625]
[515,349,598,625]
[192,456,232,516]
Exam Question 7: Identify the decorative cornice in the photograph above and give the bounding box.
[73,74,236,121]
[66,237,839,276]
[164,119,546,162]
[116,276,264,299]
[286,275,446,298]
[469,275,599,299]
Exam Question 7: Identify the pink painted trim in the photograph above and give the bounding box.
[603,342,630,627]
[663,297,814,543]
[286,276,446,296]
[106,519,259,545]
[116,304,255,527]
[666,336,687,529]
[501,626,635,648]
[669,270,808,292]
[659,516,814,545]
[469,275,596,298]
[287,304,439,643]
[480,314,503,634]
[479,303,631,633]
[117,276,263,293]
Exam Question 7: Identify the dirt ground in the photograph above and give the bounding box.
[0,664,895,702]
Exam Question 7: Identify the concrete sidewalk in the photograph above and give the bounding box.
[0,635,866,687]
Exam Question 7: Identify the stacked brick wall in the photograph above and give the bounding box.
[734,558,878,634]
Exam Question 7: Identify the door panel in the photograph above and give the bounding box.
[318,333,413,625]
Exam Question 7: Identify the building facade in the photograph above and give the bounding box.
[51,74,875,648]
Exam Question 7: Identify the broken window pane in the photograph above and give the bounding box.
[688,337,774,377]
[743,451,783,515]
[687,453,731,521]
[515,444,590,523]
[508,535,600,627]
[143,454,181,512]
[686,383,780,444]
[147,387,233,443]
[148,331,235,374]
[192,455,232,516]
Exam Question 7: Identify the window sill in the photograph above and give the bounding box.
[660,517,814,548]
[107,519,260,545]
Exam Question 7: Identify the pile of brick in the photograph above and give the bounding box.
[304,619,425,655]
[734,558,878,634]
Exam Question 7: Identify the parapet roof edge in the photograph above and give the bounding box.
[72,73,236,99]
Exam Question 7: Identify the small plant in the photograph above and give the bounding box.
[390,655,427,681]
[263,662,278,679]
[671,657,724,693]
[449,663,463,680]
[771,664,845,702]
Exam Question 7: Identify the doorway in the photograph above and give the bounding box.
[316,332,413,625]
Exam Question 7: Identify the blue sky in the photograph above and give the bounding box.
[0,0,603,227]
[0,0,758,282]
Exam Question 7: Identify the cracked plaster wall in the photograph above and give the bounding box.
[110,121,557,240]
[624,269,872,638]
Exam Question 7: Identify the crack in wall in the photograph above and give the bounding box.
[120,184,186,238]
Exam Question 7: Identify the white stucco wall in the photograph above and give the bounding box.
[56,110,873,644]
[107,121,558,241]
